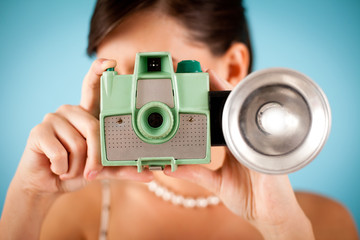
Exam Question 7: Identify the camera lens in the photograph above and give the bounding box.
[148,112,163,128]
[137,102,174,143]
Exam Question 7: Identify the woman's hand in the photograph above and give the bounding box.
[164,69,315,240]
[0,59,153,240]
[14,59,152,195]
[18,104,102,194]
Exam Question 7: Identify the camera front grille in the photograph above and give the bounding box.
[104,115,144,150]
[104,114,207,161]
[170,115,206,148]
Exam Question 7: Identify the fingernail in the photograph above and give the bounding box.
[59,173,69,180]
[163,166,172,175]
[101,59,116,70]
[101,60,110,68]
[87,170,98,181]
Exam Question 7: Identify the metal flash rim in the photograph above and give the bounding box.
[222,68,332,174]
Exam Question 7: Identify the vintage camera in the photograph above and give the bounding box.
[100,52,210,172]
[100,52,331,174]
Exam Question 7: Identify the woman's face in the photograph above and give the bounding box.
[96,10,236,169]
[97,10,225,81]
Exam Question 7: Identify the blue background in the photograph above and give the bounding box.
[0,0,359,231]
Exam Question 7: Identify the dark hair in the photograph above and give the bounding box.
[87,0,253,71]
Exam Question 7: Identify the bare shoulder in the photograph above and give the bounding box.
[40,180,103,240]
[295,191,358,240]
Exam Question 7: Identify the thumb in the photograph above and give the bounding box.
[80,58,117,117]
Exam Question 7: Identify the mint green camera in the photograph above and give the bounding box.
[100,52,210,172]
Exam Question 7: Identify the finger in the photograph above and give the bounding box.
[96,167,154,182]
[80,58,117,117]
[31,124,69,176]
[163,165,221,195]
[56,105,102,180]
[42,113,87,180]
[207,69,233,91]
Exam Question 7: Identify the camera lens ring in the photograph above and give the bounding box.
[137,101,174,143]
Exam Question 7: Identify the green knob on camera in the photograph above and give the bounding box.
[176,60,202,73]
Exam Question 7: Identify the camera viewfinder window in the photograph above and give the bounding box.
[147,57,161,72]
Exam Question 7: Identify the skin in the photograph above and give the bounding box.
[0,9,358,240]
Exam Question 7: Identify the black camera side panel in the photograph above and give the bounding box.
[209,91,231,146]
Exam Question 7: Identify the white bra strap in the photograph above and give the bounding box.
[99,180,111,240]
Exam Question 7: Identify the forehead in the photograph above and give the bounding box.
[96,10,214,73]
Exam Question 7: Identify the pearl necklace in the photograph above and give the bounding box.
[146,181,221,208]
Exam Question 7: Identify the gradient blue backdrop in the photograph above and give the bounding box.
[1,0,359,231]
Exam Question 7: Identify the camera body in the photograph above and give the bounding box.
[100,52,210,172]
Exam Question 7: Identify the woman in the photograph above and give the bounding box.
[0,0,358,239]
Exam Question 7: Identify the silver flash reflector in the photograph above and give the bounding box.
[222,68,331,174]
